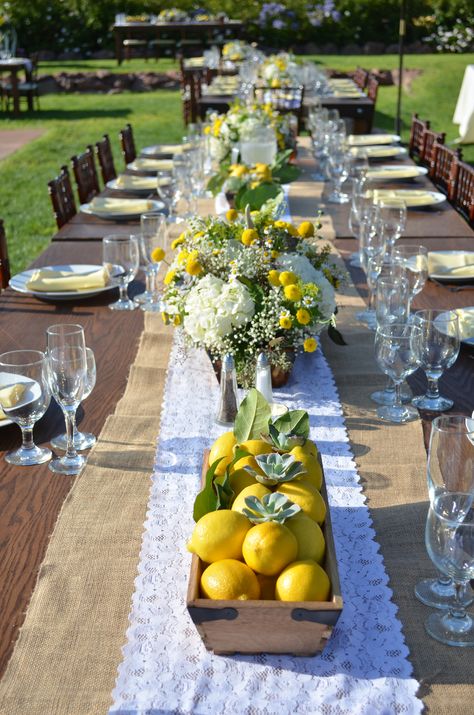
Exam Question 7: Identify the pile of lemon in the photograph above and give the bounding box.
[187,432,331,602]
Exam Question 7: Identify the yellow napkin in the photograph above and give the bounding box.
[351,146,401,158]
[371,189,438,207]
[456,310,474,340]
[128,158,174,172]
[333,90,363,97]
[367,167,420,180]
[115,175,157,190]
[26,266,109,292]
[0,383,26,418]
[143,143,192,155]
[428,252,474,277]
[349,134,397,146]
[88,197,155,215]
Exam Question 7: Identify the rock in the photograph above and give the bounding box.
[37,75,60,94]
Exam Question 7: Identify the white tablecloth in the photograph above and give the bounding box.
[453,64,474,144]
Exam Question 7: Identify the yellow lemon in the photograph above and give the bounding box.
[232,483,271,514]
[285,514,325,563]
[256,573,277,600]
[275,560,331,602]
[289,448,323,491]
[242,522,298,576]
[231,454,265,476]
[209,431,237,476]
[201,559,260,600]
[228,468,258,497]
[187,510,251,563]
[238,439,273,457]
[297,439,318,458]
[275,480,326,525]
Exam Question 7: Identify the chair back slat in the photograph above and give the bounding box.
[0,219,11,290]
[366,75,379,103]
[409,114,430,159]
[71,146,100,204]
[451,160,474,227]
[95,134,117,184]
[420,129,446,168]
[353,67,368,89]
[119,124,137,165]
[48,165,77,228]
[430,142,462,196]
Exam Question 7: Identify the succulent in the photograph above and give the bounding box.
[264,423,306,452]
[247,452,306,486]
[242,492,301,524]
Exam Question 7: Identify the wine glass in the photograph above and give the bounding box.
[50,347,96,452]
[374,322,422,423]
[139,212,167,313]
[356,221,386,327]
[378,199,407,258]
[0,350,52,465]
[46,324,87,476]
[392,245,428,308]
[327,150,350,203]
[412,309,460,412]
[103,235,139,311]
[415,415,474,611]
[157,173,178,224]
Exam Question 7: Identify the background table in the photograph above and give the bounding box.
[0,58,31,116]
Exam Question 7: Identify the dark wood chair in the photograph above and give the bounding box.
[48,165,77,228]
[366,75,379,104]
[253,85,305,132]
[409,114,429,160]
[353,67,369,90]
[450,160,474,227]
[71,146,100,204]
[0,219,11,290]
[119,123,137,165]
[429,142,462,197]
[420,128,446,169]
[95,134,117,184]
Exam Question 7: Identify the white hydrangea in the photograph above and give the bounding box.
[276,253,336,321]
[183,275,255,347]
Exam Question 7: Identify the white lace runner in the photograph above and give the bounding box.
[110,343,422,714]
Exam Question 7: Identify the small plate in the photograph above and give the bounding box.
[370,189,446,208]
[127,158,174,174]
[428,250,474,283]
[366,165,428,181]
[80,199,164,220]
[348,134,401,147]
[351,146,407,160]
[9,264,114,301]
[141,143,192,158]
[106,178,158,195]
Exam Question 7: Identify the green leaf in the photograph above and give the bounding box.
[215,469,234,510]
[272,149,293,170]
[233,388,272,443]
[272,165,300,184]
[328,324,347,346]
[193,457,223,522]
[235,183,282,211]
[206,170,228,197]
[273,409,310,439]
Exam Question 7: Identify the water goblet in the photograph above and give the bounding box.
[411,309,460,412]
[157,173,178,223]
[356,222,386,327]
[392,245,428,308]
[0,350,52,465]
[374,322,422,423]
[327,151,350,203]
[50,347,96,452]
[46,324,87,476]
[378,198,407,258]
[103,234,139,311]
[139,212,167,313]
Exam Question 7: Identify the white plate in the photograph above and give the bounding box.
[9,264,114,301]
[141,143,191,157]
[127,158,174,174]
[348,134,401,146]
[106,178,158,195]
[80,199,164,220]
[437,308,474,346]
[370,189,446,208]
[366,165,428,181]
[351,146,408,160]
[428,250,474,283]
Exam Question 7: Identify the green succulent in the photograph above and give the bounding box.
[247,452,306,486]
[264,423,305,452]
[242,492,301,524]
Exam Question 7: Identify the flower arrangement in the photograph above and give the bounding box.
[222,40,255,61]
[205,101,293,163]
[162,205,345,387]
[157,8,188,23]
[260,53,300,88]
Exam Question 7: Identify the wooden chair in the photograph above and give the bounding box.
[0,219,11,290]
[366,75,379,104]
[253,85,305,132]
[409,114,429,160]
[353,67,368,90]
[450,160,474,227]
[48,165,77,228]
[420,128,446,168]
[95,134,117,184]
[119,123,137,165]
[71,146,100,204]
[429,142,462,197]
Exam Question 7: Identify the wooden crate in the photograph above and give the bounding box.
[186,450,343,656]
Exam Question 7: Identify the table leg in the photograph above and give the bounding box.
[114,29,123,66]
[11,69,20,116]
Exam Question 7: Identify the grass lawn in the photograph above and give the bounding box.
[0,53,472,275]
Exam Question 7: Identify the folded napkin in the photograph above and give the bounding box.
[352,146,401,158]
[128,158,174,172]
[26,266,109,292]
[371,189,437,207]
[428,252,474,277]
[367,167,420,180]
[333,90,363,97]
[88,197,155,215]
[143,143,192,155]
[349,134,397,146]
[0,383,26,417]
[456,310,474,340]
[114,175,157,190]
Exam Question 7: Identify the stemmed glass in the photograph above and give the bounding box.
[392,245,428,308]
[356,221,386,327]
[327,149,350,203]
[103,235,139,311]
[139,212,167,313]
[412,309,460,411]
[157,173,178,224]
[46,324,87,476]
[50,347,96,452]
[416,415,474,613]
[374,322,422,423]
[378,199,407,258]
[0,350,52,465]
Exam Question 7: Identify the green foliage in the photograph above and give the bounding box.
[233,388,271,443]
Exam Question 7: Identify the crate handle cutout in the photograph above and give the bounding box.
[292,608,340,626]
[189,607,238,624]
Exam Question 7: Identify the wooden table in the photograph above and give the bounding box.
[0,58,31,116]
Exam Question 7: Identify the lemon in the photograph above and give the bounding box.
[231,454,264,476]
[285,514,325,563]
[275,560,331,602]
[187,510,251,563]
[275,480,326,525]
[201,559,261,600]
[242,522,298,576]
[256,573,277,600]
[232,483,271,514]
[294,439,318,458]
[209,431,236,476]
[228,468,258,497]
[238,439,273,456]
[290,448,323,491]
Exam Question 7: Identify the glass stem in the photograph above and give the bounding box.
[368,287,375,312]
[394,382,402,410]
[64,407,78,459]
[426,376,440,400]
[438,574,452,586]
[450,582,468,621]
[21,424,35,451]
[145,268,153,293]
[385,376,395,393]
[119,280,128,303]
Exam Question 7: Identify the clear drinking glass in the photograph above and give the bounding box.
[327,151,350,203]
[50,347,96,452]
[139,212,167,313]
[356,221,386,328]
[374,322,422,423]
[379,199,407,258]
[46,324,87,475]
[415,415,474,611]
[0,350,52,465]
[375,275,410,328]
[157,173,178,223]
[392,245,428,308]
[412,309,460,411]
[103,234,139,311]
